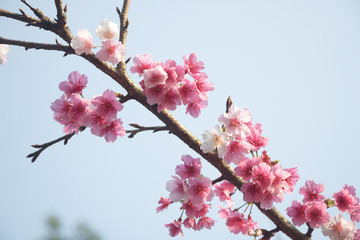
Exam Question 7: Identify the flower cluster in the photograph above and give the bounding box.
[287,180,360,239]
[0,44,10,65]
[130,53,214,117]
[157,155,215,237]
[51,71,125,142]
[200,104,299,211]
[201,105,268,160]
[70,19,126,65]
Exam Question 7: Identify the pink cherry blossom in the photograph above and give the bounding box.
[194,73,214,100]
[156,197,172,213]
[130,54,156,76]
[218,205,231,219]
[350,205,360,223]
[187,177,213,205]
[67,94,90,123]
[183,53,205,76]
[226,211,251,235]
[321,214,355,240]
[95,19,119,41]
[286,200,307,226]
[259,190,276,210]
[98,118,126,143]
[143,65,168,88]
[143,83,165,105]
[234,157,259,182]
[200,125,229,158]
[50,94,71,123]
[70,29,95,55]
[83,110,108,136]
[355,229,360,240]
[96,40,126,65]
[224,138,251,164]
[182,217,196,230]
[181,201,202,218]
[91,89,123,120]
[194,202,211,218]
[300,180,326,204]
[179,79,199,105]
[284,167,300,193]
[241,182,263,203]
[185,99,208,118]
[269,164,291,195]
[166,175,188,202]
[218,105,252,138]
[214,181,235,205]
[175,155,202,180]
[196,216,215,230]
[59,71,88,97]
[304,201,330,229]
[246,123,269,151]
[0,44,10,65]
[165,219,183,237]
[333,187,358,214]
[157,87,182,112]
[252,162,274,190]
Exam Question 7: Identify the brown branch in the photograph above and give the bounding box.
[0,8,41,26]
[117,0,130,48]
[212,176,225,185]
[20,0,52,22]
[0,2,72,44]
[116,0,131,70]
[259,227,281,240]
[126,124,170,138]
[54,0,66,26]
[27,126,86,163]
[305,223,314,237]
[0,36,73,53]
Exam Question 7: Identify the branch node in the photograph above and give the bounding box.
[19,8,26,16]
[125,57,131,64]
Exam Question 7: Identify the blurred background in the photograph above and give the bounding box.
[1,0,359,239]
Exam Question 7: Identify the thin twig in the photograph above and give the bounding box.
[20,0,52,22]
[27,126,86,163]
[0,8,40,26]
[305,223,314,237]
[212,176,225,185]
[126,124,170,138]
[116,0,131,69]
[0,36,73,53]
[259,227,280,240]
[54,0,66,26]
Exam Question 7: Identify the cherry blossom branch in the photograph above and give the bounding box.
[126,124,170,138]
[1,1,311,239]
[27,126,86,163]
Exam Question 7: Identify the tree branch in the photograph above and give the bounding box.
[27,126,86,163]
[126,124,170,138]
[116,0,131,70]
[0,36,73,53]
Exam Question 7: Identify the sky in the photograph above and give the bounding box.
[1,0,360,239]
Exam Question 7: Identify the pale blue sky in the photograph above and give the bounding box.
[1,0,359,239]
